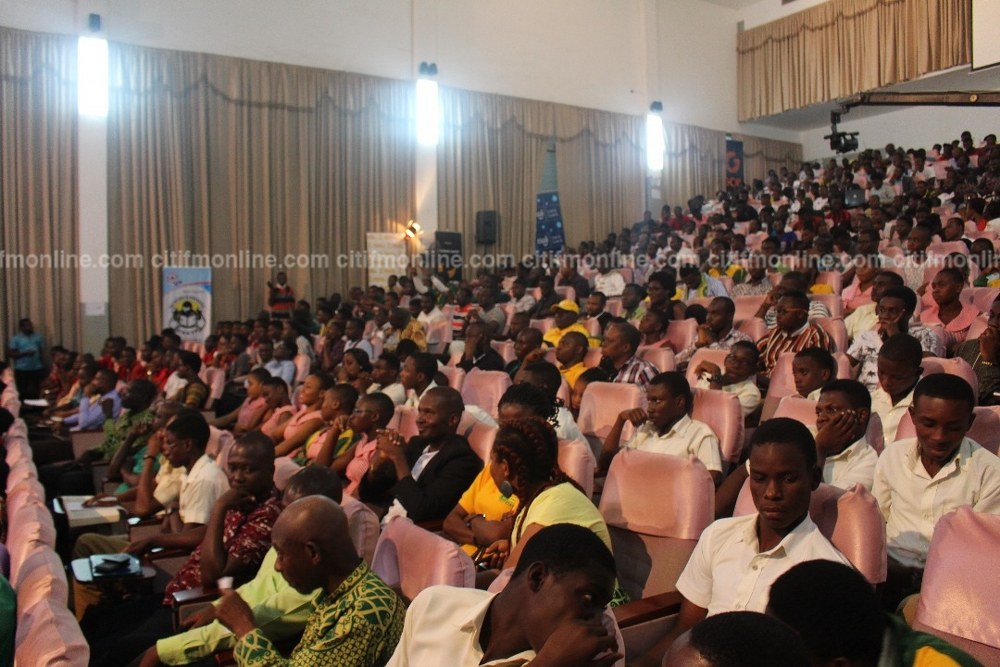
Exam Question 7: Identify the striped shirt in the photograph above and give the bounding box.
[757,323,835,375]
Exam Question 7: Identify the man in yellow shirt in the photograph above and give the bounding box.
[542,300,592,348]
[556,332,589,389]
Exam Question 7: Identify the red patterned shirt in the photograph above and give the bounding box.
[163,488,282,605]
[757,323,834,375]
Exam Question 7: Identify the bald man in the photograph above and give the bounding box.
[359,386,482,523]
[216,496,405,666]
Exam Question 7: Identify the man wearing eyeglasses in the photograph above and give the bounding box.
[756,291,834,379]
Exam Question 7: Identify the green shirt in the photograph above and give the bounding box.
[234,562,404,667]
[880,614,982,667]
[157,548,316,665]
[98,407,154,459]
[0,574,14,667]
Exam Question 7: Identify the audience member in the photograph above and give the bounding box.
[600,372,722,484]
[693,340,762,418]
[869,334,923,444]
[387,524,619,666]
[600,322,658,390]
[873,374,1000,608]
[359,386,481,522]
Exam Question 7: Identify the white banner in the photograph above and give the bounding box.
[162,267,212,342]
[366,232,408,289]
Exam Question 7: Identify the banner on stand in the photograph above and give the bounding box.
[162,267,211,343]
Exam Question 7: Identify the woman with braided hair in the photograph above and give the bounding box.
[442,383,560,557]
[479,417,613,579]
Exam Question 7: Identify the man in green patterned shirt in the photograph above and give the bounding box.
[215,495,404,667]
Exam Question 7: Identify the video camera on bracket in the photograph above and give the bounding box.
[824,112,860,153]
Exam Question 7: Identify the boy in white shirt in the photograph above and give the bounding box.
[873,374,1000,608]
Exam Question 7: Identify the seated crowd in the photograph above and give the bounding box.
[3,131,1000,666]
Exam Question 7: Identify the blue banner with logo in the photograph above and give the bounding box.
[162,267,212,343]
[535,192,566,256]
[726,139,744,188]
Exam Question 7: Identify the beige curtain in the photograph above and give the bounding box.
[732,134,804,183]
[0,27,79,354]
[436,88,551,266]
[437,87,644,263]
[553,108,645,247]
[107,43,415,344]
[737,0,971,121]
[660,122,727,209]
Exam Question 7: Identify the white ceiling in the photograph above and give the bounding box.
[747,65,1000,132]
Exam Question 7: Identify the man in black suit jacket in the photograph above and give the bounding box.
[360,386,482,522]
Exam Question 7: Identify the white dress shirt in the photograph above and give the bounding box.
[823,436,878,491]
[676,513,850,616]
[873,436,1000,568]
[623,415,722,473]
[178,454,230,525]
[870,387,914,444]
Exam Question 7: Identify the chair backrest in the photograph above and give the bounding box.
[810,293,843,319]
[814,317,847,353]
[691,388,743,464]
[205,425,234,463]
[558,438,597,499]
[577,382,644,441]
[967,407,1000,455]
[761,352,798,420]
[733,295,767,325]
[733,482,886,584]
[438,366,466,391]
[636,346,676,373]
[554,285,576,303]
[914,507,1000,663]
[426,319,453,355]
[465,420,498,463]
[391,405,419,440]
[341,495,380,565]
[529,318,555,334]
[605,299,623,317]
[815,271,843,293]
[772,396,817,426]
[15,599,90,667]
[582,317,601,337]
[460,369,512,420]
[370,517,476,603]
[489,340,516,365]
[292,354,311,387]
[927,241,969,257]
[683,348,728,386]
[599,450,714,599]
[737,316,767,342]
[666,319,698,352]
[966,287,1000,312]
[920,357,979,398]
[584,346,603,368]
[967,316,989,341]
[13,546,67,608]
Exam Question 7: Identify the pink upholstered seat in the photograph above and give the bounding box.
[292,354,311,388]
[637,346,675,373]
[737,316,767,342]
[967,316,989,341]
[554,285,576,303]
[464,420,498,463]
[691,388,743,464]
[529,318,555,334]
[438,365,466,391]
[205,425,234,463]
[584,346,603,368]
[201,368,226,409]
[599,449,714,599]
[271,457,302,492]
[558,438,597,499]
[666,319,698,352]
[605,299,623,317]
[683,348,728,386]
[13,547,68,609]
[810,293,843,318]
[371,517,476,603]
[341,495,380,565]
[390,405,419,440]
[7,503,58,588]
[577,382,644,449]
[460,369,511,420]
[14,598,90,666]
[733,295,767,325]
[814,317,847,353]
[772,396,817,426]
[914,507,1000,664]
[489,340,516,365]
[734,482,886,584]
[815,271,843,293]
[921,357,979,398]
[426,319,452,355]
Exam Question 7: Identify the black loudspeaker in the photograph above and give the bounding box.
[475,210,498,245]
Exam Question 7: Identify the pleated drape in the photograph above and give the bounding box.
[0,28,79,353]
[106,43,416,343]
[737,0,971,120]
